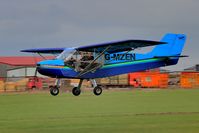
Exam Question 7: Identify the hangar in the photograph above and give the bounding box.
[0,56,53,78]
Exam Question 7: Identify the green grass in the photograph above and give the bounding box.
[0,89,199,133]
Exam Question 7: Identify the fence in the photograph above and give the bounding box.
[1,71,199,93]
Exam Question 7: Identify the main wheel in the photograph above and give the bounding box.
[72,87,81,96]
[93,86,102,96]
[50,86,59,96]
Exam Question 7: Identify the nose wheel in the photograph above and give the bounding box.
[50,79,61,96]
[50,86,59,96]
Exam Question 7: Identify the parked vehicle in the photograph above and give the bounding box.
[27,77,42,90]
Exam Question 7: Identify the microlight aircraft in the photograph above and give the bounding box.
[21,33,187,96]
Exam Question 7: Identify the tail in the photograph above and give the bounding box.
[151,33,186,56]
[150,33,187,65]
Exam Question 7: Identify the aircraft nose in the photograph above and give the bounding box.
[36,59,65,77]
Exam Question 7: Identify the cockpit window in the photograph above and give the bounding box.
[57,49,104,72]
[56,48,76,60]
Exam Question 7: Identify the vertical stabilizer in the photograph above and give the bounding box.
[151,33,186,57]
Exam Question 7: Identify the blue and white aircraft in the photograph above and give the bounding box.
[21,33,187,96]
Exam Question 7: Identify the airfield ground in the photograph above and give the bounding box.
[0,89,199,133]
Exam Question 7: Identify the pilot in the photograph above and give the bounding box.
[81,52,94,61]
[65,57,76,68]
[79,52,94,69]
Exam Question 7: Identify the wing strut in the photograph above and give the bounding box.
[37,53,47,60]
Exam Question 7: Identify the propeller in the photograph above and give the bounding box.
[32,54,39,78]
[34,67,38,77]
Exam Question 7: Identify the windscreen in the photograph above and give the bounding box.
[56,48,76,60]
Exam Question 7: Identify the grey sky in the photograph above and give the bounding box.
[0,0,198,70]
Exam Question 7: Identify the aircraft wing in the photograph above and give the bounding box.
[21,48,66,54]
[76,40,167,53]
[21,40,166,54]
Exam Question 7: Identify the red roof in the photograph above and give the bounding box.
[0,56,54,66]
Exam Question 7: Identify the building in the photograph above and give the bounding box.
[7,67,44,78]
[0,56,53,78]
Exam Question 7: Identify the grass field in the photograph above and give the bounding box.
[0,89,199,133]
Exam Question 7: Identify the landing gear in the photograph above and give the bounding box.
[72,87,81,96]
[49,78,103,96]
[72,79,83,96]
[50,86,59,96]
[90,79,103,96]
[49,79,61,96]
[93,86,102,96]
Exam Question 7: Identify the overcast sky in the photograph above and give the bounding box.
[0,0,198,70]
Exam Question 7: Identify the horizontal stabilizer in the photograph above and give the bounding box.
[154,55,189,59]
